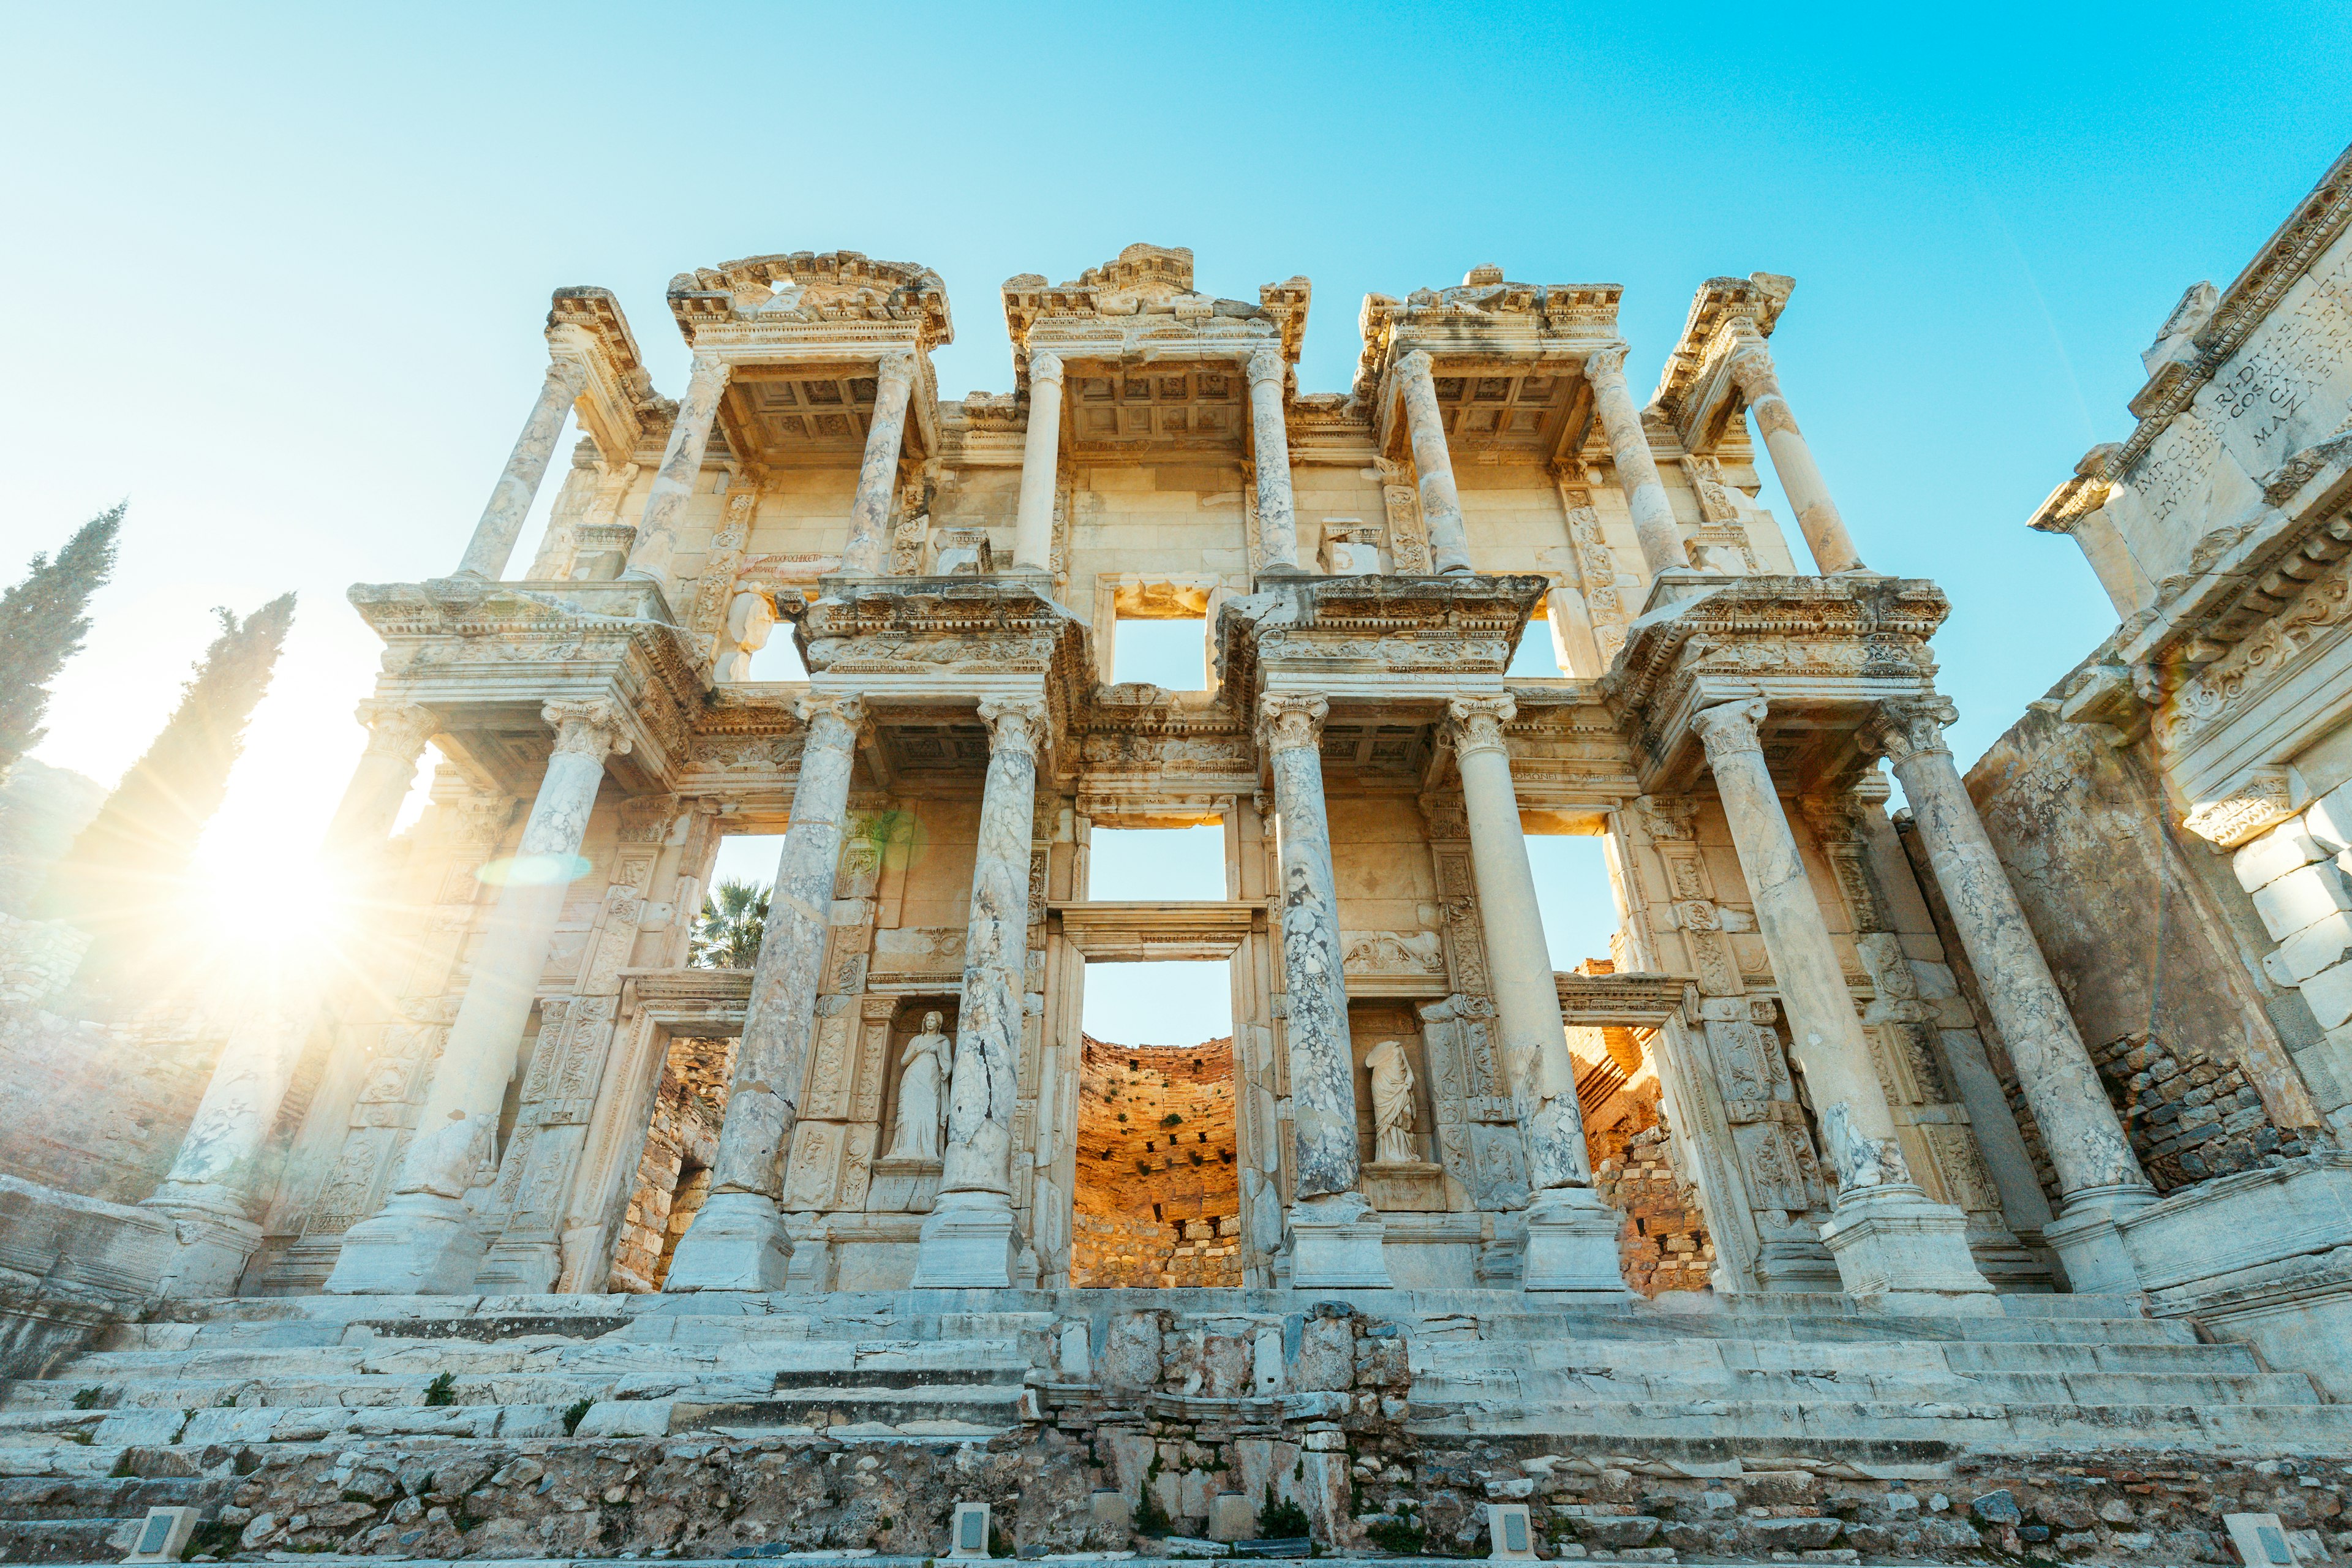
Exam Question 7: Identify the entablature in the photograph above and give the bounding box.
[1648,273,1793,454]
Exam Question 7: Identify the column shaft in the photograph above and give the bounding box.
[1262,695,1360,1198]
[1012,354,1065,571]
[457,361,589,579]
[1728,345,1864,575]
[664,695,867,1291]
[839,353,918,577]
[1395,352,1473,575]
[1585,345,1692,578]
[624,354,730,589]
[325,701,627,1294]
[1246,349,1302,573]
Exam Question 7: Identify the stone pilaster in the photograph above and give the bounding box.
[1394,351,1472,576]
[1690,695,1992,1303]
[839,353,918,577]
[913,697,1046,1287]
[456,359,591,580]
[1585,344,1692,579]
[665,693,869,1291]
[323,699,628,1295]
[1012,353,1065,572]
[1261,693,1390,1287]
[1726,344,1864,575]
[624,352,731,590]
[1865,696,2158,1290]
[1245,349,1302,575]
[1446,696,1629,1294]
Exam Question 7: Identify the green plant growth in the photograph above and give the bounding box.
[423,1372,456,1408]
[69,1387,103,1409]
[1259,1485,1311,1539]
[1161,1113,1183,1128]
[561,1398,592,1435]
[988,1523,1012,1558]
[1364,1502,1425,1556]
[1136,1452,1172,1537]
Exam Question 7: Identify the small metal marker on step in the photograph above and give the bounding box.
[1488,1502,1539,1561]
[123,1506,199,1565]
[2223,1512,2298,1566]
[949,1501,992,1559]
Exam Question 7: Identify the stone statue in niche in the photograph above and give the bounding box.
[884,1012,954,1161]
[1366,1039,1418,1165]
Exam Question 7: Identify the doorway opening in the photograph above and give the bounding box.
[610,1033,735,1292]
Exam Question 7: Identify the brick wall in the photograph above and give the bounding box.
[610,1035,733,1292]
[1585,1078,1713,1296]
[1070,1033,1239,1288]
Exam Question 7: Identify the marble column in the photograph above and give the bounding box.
[1446,697,1628,1294]
[1012,352,1065,571]
[325,699,628,1294]
[1691,695,1991,1302]
[623,352,731,590]
[456,359,592,580]
[142,700,441,1296]
[913,698,1047,1287]
[1726,344,1865,575]
[1261,693,1390,1287]
[1584,345,1692,579]
[839,352,918,577]
[1393,351,1474,576]
[1245,348,1303,575]
[1865,696,2158,1291]
[666,693,868,1290]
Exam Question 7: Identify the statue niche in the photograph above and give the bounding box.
[884,1010,954,1162]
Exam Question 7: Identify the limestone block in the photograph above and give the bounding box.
[1293,1311,1355,1391]
[2309,785,2352,852]
[1208,1493,1257,1540]
[2235,828,2329,892]
[1101,1313,1163,1392]
[2299,961,2352,1030]
[2265,913,2352,985]
[2301,1028,2352,1114]
[2252,860,2352,941]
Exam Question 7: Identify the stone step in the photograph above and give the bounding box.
[1447,1363,2324,1409]
[0,1472,220,1519]
[1447,1309,2199,1346]
[0,1515,144,1564]
[1415,1333,2258,1378]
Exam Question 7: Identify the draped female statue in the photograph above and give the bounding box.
[884,1011,954,1161]
[1366,1039,1418,1165]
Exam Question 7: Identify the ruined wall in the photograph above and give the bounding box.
[609,1036,733,1293]
[1070,1035,1238,1288]
[1583,1073,1713,1295]
[0,1005,219,1204]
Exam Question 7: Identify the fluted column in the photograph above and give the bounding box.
[1261,693,1390,1287]
[142,700,440,1296]
[1585,345,1692,578]
[913,697,1047,1287]
[1393,352,1473,575]
[624,352,731,589]
[1727,344,1864,575]
[1245,348,1302,575]
[839,352,918,577]
[1446,696,1627,1293]
[665,693,869,1291]
[326,699,628,1294]
[1865,696,2157,1291]
[1012,353,1065,571]
[1692,696,1991,1300]
[456,360,592,580]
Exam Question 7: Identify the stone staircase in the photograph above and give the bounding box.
[0,1287,2342,1560]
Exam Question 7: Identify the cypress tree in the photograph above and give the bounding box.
[0,504,124,774]
[44,594,296,933]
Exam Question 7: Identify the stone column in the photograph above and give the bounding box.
[663,694,868,1291]
[1726,344,1865,575]
[1446,697,1627,1294]
[1584,345,1692,579]
[1261,693,1390,1287]
[1393,351,1473,576]
[1866,696,2157,1291]
[913,697,1047,1287]
[624,352,731,589]
[1690,695,1991,1302]
[839,352,918,577]
[456,359,591,580]
[141,701,441,1296]
[325,699,629,1294]
[1012,353,1065,572]
[1245,348,1303,575]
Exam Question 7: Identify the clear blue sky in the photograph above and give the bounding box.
[5,4,2345,1043]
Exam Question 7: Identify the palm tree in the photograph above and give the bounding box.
[690,878,769,969]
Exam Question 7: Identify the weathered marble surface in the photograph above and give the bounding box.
[1584,345,1691,578]
[1245,349,1300,574]
[457,360,590,580]
[839,353,916,577]
[1011,353,1064,571]
[1728,345,1863,575]
[624,353,729,590]
[1394,352,1472,575]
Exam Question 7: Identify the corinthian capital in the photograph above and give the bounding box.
[1027,350,1065,387]
[1582,343,1631,385]
[1860,696,1958,764]
[1689,695,1770,763]
[1257,692,1329,754]
[876,350,918,388]
[977,696,1049,756]
[1446,695,1517,758]
[543,698,631,758]
[685,352,731,390]
[1396,349,1434,382]
[794,690,869,745]
[1245,347,1286,388]
[547,356,594,398]
[355,699,439,761]
[1726,346,1781,401]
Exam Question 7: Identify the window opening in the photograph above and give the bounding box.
[1112,617,1208,689]
[1088,823,1227,901]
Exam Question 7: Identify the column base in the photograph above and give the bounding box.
[322,1193,488,1295]
[910,1190,1019,1289]
[1287,1192,1392,1290]
[141,1191,262,1300]
[1521,1188,1634,1297]
[2043,1183,2160,1294]
[1817,1183,1996,1310]
[475,1238,561,1295]
[662,1191,793,1292]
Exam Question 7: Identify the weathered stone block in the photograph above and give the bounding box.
[2266,913,2352,984]
[2236,827,2330,891]
[2253,861,2352,940]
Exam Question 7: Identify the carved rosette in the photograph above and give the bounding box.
[543,699,632,759]
[1445,695,1515,759]
[1257,692,1328,755]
